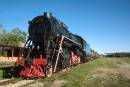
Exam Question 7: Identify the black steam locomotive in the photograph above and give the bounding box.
[15,12,95,78]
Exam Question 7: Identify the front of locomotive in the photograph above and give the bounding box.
[15,12,53,78]
[29,12,52,47]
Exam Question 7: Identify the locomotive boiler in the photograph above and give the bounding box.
[15,12,93,78]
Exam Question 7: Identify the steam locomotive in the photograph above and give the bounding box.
[15,12,96,78]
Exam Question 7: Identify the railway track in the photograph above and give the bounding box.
[0,78,22,86]
[0,78,36,87]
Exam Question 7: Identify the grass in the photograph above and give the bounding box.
[0,70,3,80]
[40,57,130,87]
[0,57,130,87]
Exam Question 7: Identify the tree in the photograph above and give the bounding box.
[11,28,27,46]
[0,28,27,46]
[106,52,130,58]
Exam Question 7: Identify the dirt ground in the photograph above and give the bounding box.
[92,58,130,84]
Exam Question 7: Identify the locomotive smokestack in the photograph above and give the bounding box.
[44,12,52,19]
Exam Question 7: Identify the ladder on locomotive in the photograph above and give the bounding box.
[52,35,82,72]
[50,35,60,67]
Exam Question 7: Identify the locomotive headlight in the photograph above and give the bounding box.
[37,45,40,50]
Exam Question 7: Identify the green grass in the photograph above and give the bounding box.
[0,70,3,80]
[40,57,130,87]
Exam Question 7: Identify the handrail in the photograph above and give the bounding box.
[53,35,81,72]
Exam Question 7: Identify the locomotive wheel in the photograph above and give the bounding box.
[45,64,53,77]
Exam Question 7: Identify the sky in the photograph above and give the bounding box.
[0,0,130,54]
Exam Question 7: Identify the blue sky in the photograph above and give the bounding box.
[0,0,130,54]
